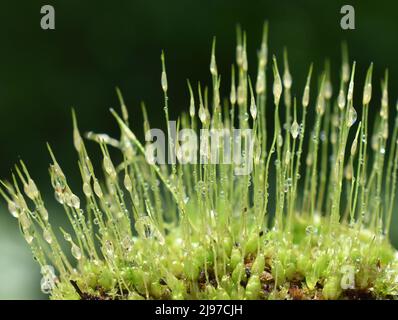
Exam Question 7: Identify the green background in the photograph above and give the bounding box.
[1,0,398,299]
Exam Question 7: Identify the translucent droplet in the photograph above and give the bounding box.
[305,225,318,235]
[40,277,54,294]
[273,76,282,105]
[285,150,291,166]
[161,71,168,92]
[230,84,236,105]
[210,54,217,76]
[347,81,354,102]
[256,71,265,94]
[71,242,82,260]
[283,70,292,89]
[237,85,245,105]
[8,201,20,218]
[103,157,115,177]
[198,106,207,124]
[122,235,132,251]
[316,97,325,115]
[290,120,299,139]
[104,240,114,258]
[64,232,72,242]
[135,216,165,245]
[347,107,357,127]
[54,191,64,204]
[302,86,310,108]
[43,228,52,244]
[363,83,372,105]
[24,179,39,200]
[24,233,34,244]
[277,134,283,148]
[324,81,333,99]
[124,174,132,192]
[93,180,103,198]
[70,194,80,209]
[83,182,92,198]
[189,97,195,118]
[338,89,345,110]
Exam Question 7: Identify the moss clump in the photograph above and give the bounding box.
[1,23,398,299]
[50,216,398,300]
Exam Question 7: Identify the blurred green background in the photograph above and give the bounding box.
[1,0,398,299]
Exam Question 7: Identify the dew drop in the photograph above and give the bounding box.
[83,182,92,198]
[71,242,82,260]
[43,228,52,244]
[70,194,80,209]
[290,121,299,139]
[347,107,357,127]
[93,180,103,198]
[7,201,20,218]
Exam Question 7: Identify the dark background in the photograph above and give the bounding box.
[0,0,397,299]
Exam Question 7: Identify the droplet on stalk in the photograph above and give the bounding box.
[347,107,357,127]
[124,174,132,192]
[8,201,20,218]
[71,242,82,260]
[93,180,103,199]
[24,179,39,200]
[291,120,299,139]
[43,228,53,244]
[338,89,346,110]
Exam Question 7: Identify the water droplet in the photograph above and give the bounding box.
[363,83,372,105]
[70,194,80,209]
[43,228,52,244]
[71,242,82,260]
[273,75,282,105]
[198,106,207,124]
[24,179,39,200]
[7,201,20,218]
[290,121,299,139]
[338,89,345,110]
[93,180,103,198]
[103,156,115,177]
[122,235,133,251]
[347,107,357,127]
[24,233,34,244]
[104,240,114,258]
[283,70,292,89]
[54,191,65,204]
[210,54,217,76]
[277,134,283,147]
[83,182,92,197]
[40,277,54,294]
[135,216,165,245]
[64,232,72,242]
[124,174,132,192]
[161,71,168,92]
[302,86,310,108]
[305,225,318,235]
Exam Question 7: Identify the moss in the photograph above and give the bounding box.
[1,22,398,300]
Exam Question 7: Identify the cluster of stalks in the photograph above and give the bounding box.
[1,23,398,300]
